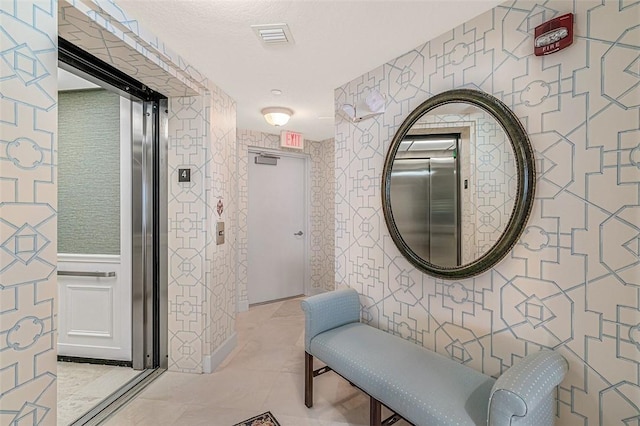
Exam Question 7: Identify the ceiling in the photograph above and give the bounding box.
[58,68,100,91]
[116,0,503,141]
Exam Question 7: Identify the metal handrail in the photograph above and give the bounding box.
[57,270,116,278]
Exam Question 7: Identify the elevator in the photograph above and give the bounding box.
[56,38,168,424]
[389,133,461,267]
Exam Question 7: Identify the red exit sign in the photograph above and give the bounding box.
[281,131,304,150]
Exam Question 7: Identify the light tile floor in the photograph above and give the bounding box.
[57,362,140,425]
[104,298,410,425]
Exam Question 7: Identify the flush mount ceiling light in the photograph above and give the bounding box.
[262,107,293,126]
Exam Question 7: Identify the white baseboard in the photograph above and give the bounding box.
[203,332,237,374]
[237,300,249,312]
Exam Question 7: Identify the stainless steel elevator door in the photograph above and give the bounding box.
[429,157,458,267]
[390,148,460,267]
[390,159,432,261]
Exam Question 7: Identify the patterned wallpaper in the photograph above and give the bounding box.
[0,1,58,424]
[167,94,207,372]
[167,85,237,373]
[236,130,335,310]
[311,137,336,295]
[335,1,639,424]
[465,110,516,260]
[58,89,120,255]
[204,83,237,362]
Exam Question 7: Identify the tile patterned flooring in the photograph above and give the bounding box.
[57,362,140,425]
[104,298,411,425]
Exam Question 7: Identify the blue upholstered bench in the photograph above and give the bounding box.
[301,288,568,426]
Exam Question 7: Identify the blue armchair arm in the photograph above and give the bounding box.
[300,288,361,352]
[487,350,568,426]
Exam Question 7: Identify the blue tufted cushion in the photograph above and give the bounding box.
[309,322,495,426]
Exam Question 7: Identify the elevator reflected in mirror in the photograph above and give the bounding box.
[381,89,535,279]
[389,133,461,267]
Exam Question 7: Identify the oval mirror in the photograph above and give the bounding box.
[382,89,535,279]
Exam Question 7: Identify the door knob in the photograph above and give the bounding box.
[294,231,304,236]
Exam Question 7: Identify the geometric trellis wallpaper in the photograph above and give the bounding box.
[236,130,335,310]
[167,85,237,373]
[335,1,639,424]
[0,1,58,424]
[168,94,209,373]
[205,83,238,368]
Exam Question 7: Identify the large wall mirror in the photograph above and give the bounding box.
[382,89,535,279]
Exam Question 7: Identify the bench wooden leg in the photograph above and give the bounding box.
[370,396,382,426]
[305,351,313,408]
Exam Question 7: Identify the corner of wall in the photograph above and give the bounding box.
[0,2,58,421]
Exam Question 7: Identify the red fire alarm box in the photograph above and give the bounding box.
[534,13,574,56]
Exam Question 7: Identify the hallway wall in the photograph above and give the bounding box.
[0,2,58,422]
[167,86,238,373]
[236,131,335,310]
[335,1,639,424]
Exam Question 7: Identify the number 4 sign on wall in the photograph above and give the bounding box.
[178,168,191,182]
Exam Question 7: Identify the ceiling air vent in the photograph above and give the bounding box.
[251,23,295,46]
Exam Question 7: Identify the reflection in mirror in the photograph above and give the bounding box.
[390,133,460,267]
[382,89,535,279]
[389,103,517,268]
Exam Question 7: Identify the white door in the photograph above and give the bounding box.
[248,151,307,304]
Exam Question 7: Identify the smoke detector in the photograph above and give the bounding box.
[251,23,295,46]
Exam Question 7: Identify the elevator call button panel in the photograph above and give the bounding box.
[216,222,225,245]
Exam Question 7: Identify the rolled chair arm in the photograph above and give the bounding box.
[488,350,568,425]
[300,288,360,352]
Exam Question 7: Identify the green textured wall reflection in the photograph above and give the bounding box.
[58,89,121,255]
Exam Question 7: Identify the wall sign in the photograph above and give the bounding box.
[534,13,573,56]
[281,130,304,150]
[178,168,191,182]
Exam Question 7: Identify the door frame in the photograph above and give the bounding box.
[247,146,312,299]
[131,99,169,370]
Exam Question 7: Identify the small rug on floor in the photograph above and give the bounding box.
[232,411,281,426]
